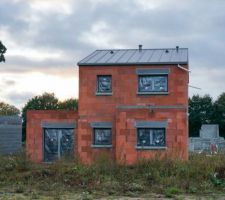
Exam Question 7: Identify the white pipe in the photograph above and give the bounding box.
[189,85,201,90]
[177,64,191,72]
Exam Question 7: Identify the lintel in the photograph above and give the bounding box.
[135,121,168,128]
[90,122,112,128]
[41,122,76,129]
[136,68,170,75]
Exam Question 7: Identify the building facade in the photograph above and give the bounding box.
[27,46,189,164]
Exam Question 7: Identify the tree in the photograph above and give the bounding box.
[22,93,78,141]
[0,41,7,62]
[212,92,225,138]
[58,98,78,110]
[189,94,214,137]
[0,101,20,115]
[22,93,59,141]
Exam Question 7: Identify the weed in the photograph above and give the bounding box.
[0,152,225,197]
[164,187,182,198]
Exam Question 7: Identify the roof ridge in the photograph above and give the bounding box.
[95,48,188,51]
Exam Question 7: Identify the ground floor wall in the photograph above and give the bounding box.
[26,110,78,162]
[115,107,188,164]
[26,107,188,164]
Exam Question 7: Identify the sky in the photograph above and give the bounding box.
[0,0,225,109]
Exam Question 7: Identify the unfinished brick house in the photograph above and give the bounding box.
[26,46,189,164]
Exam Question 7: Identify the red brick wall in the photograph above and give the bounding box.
[26,110,78,162]
[78,65,189,164]
[77,115,115,164]
[26,64,189,164]
[78,65,188,116]
[115,108,188,165]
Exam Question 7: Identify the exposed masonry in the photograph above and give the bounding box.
[27,46,189,164]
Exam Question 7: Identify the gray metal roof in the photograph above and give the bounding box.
[78,48,188,66]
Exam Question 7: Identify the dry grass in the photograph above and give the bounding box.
[0,151,225,199]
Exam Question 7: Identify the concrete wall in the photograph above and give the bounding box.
[0,115,22,154]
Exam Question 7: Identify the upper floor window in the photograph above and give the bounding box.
[138,75,168,93]
[136,68,169,95]
[96,75,112,95]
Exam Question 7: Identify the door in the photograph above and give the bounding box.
[44,128,74,162]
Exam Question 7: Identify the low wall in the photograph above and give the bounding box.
[189,137,225,152]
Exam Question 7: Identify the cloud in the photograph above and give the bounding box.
[6,92,35,108]
[3,80,16,86]
[0,0,225,107]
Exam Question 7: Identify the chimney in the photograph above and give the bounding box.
[139,44,142,52]
[176,46,179,52]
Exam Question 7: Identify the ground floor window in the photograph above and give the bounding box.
[137,128,165,147]
[44,128,74,162]
[93,128,112,146]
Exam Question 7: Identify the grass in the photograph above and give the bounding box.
[0,151,225,199]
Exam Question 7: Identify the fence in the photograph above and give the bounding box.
[0,115,22,154]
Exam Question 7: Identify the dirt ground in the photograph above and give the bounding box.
[0,192,225,200]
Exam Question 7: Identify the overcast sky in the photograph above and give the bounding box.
[0,0,225,108]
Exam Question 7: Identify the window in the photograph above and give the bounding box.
[97,75,112,94]
[93,128,112,146]
[137,128,165,148]
[42,122,76,162]
[138,75,168,93]
[44,128,74,162]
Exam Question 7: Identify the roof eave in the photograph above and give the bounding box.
[78,61,188,66]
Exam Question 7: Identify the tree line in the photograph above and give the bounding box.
[0,93,77,141]
[1,92,225,139]
[189,92,225,138]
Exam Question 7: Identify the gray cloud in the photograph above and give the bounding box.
[0,0,225,107]
[6,91,35,108]
[4,80,16,86]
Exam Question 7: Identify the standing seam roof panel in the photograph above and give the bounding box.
[78,48,188,65]
[160,49,173,62]
[96,51,115,63]
[104,50,119,63]
[86,50,108,63]
[127,50,139,63]
[179,49,188,62]
[148,49,164,62]
[170,50,180,62]
[168,49,176,62]
[106,50,127,63]
[117,50,136,63]
[78,50,99,63]
[128,50,144,63]
[138,50,154,63]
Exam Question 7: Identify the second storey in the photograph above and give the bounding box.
[78,47,189,116]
